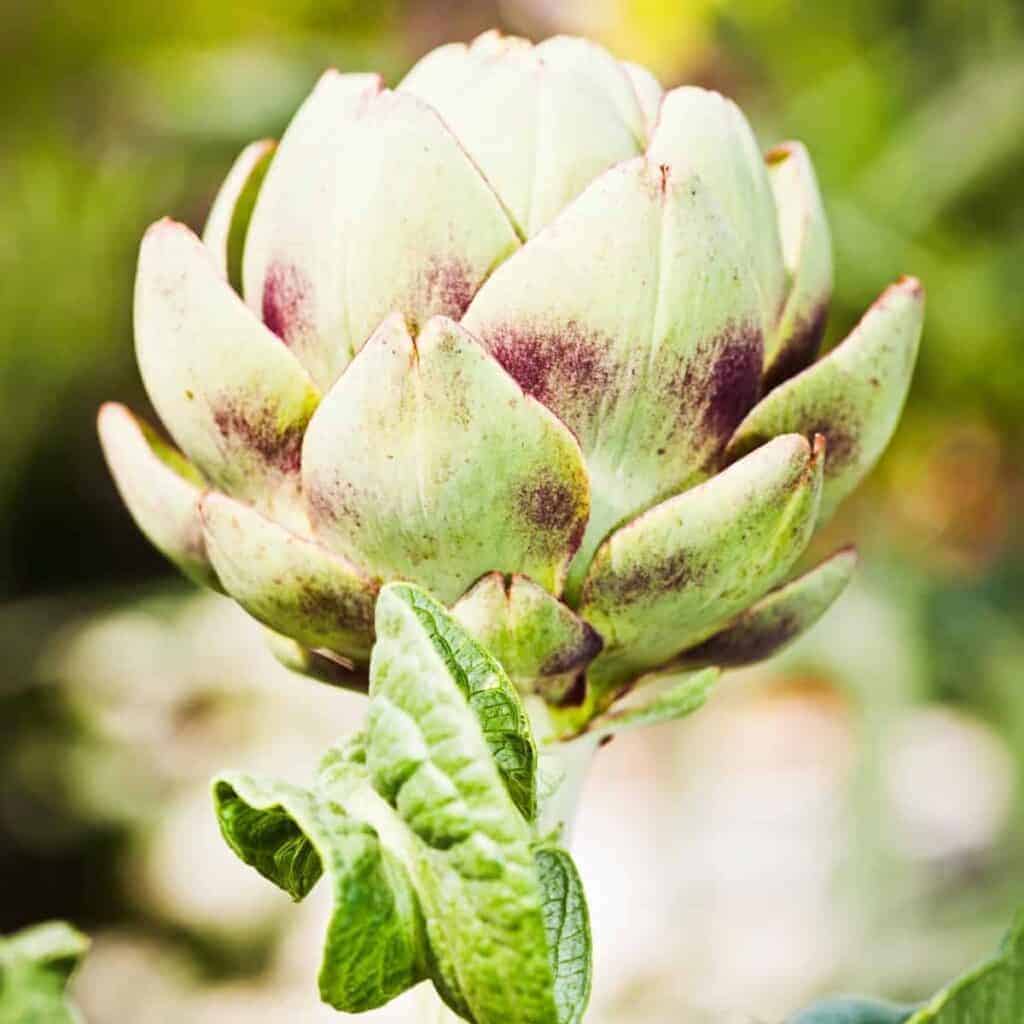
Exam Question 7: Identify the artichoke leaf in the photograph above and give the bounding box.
[201,138,276,293]
[728,277,924,524]
[648,86,787,352]
[97,402,219,589]
[763,141,834,390]
[200,492,377,663]
[463,156,763,600]
[452,573,602,703]
[134,219,320,525]
[400,30,644,238]
[243,72,520,390]
[302,315,590,604]
[583,667,719,741]
[673,546,857,669]
[580,433,824,702]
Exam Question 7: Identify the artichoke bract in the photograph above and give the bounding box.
[99,29,924,722]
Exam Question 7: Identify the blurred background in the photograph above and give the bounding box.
[2,0,1023,1021]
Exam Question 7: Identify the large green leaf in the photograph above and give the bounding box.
[212,773,427,1012]
[0,921,89,1024]
[214,583,594,1024]
[367,582,557,1023]
[374,582,539,821]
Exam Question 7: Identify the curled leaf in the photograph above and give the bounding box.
[213,773,427,1012]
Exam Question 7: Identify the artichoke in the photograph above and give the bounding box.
[98,29,924,727]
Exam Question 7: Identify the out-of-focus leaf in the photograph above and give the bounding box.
[788,997,916,1023]
[0,921,89,1023]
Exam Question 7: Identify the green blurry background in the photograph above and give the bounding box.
[2,1,1022,1021]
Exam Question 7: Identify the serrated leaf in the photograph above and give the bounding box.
[0,921,89,1024]
[535,847,592,1024]
[585,668,718,740]
[212,773,426,1012]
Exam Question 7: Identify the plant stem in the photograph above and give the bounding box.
[417,727,598,1021]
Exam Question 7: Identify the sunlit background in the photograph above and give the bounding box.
[2,1,1023,1021]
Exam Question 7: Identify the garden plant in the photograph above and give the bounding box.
[38,27,1018,1024]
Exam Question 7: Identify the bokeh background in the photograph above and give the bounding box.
[2,1,1023,1021]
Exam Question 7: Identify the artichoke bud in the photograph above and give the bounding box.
[99,29,923,720]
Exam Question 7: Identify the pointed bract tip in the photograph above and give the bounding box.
[894,274,924,298]
[765,141,798,166]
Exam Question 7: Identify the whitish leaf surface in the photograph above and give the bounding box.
[134,219,320,526]
[463,156,763,598]
[200,492,377,663]
[400,31,643,238]
[303,315,589,604]
[581,434,824,699]
[243,73,520,390]
[648,86,787,350]
[728,277,924,523]
[202,138,275,293]
[97,402,218,589]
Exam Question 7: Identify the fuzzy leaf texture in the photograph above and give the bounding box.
[213,582,592,1024]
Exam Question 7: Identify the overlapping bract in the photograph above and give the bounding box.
[99,29,924,721]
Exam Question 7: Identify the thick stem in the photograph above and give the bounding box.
[418,723,598,1022]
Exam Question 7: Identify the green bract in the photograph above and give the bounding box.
[99,29,924,719]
